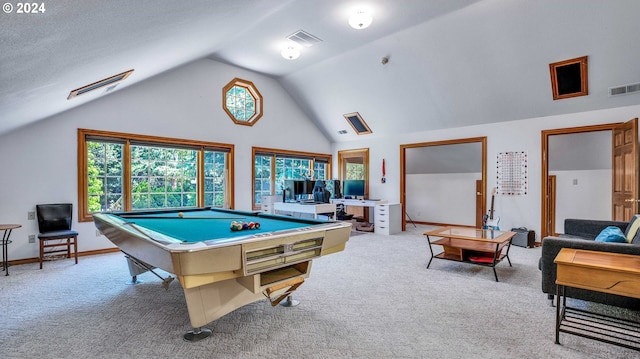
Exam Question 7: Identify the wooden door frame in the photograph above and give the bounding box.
[400,137,487,231]
[338,148,370,220]
[547,175,556,237]
[540,123,620,239]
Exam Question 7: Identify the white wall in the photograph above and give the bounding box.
[333,104,640,235]
[406,173,479,225]
[551,169,611,233]
[0,59,331,261]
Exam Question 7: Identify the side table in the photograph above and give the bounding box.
[1,224,21,276]
[554,248,640,351]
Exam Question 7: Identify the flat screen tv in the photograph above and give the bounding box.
[342,180,365,198]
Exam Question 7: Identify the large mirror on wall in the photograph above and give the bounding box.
[401,137,486,230]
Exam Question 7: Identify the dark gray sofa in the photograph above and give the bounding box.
[540,218,640,310]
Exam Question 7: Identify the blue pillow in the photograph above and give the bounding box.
[595,226,628,243]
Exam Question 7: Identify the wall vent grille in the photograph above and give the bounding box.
[286,30,322,47]
[609,82,640,96]
[68,69,134,99]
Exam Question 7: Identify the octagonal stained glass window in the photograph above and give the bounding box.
[222,78,263,126]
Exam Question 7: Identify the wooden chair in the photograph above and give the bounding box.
[36,203,78,269]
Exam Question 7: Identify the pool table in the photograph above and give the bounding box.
[93,207,352,341]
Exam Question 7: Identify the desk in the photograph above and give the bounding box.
[273,202,336,219]
[93,207,351,341]
[331,199,401,234]
[331,198,387,207]
[1,224,21,276]
[554,248,640,350]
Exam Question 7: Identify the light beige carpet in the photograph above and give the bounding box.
[1,225,638,358]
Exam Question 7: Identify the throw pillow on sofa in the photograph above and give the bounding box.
[595,226,628,243]
[625,214,640,243]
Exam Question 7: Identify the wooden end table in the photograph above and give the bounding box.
[554,248,640,351]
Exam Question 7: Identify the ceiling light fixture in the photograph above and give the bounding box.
[281,45,300,60]
[349,10,373,30]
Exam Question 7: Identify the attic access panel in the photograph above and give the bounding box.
[343,112,372,135]
[549,56,588,100]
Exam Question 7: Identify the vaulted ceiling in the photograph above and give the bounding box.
[1,0,639,141]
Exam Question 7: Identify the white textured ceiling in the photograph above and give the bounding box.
[1,0,639,140]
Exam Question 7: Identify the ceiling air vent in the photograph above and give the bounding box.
[286,30,322,48]
[68,69,134,99]
[609,82,640,97]
[343,112,372,135]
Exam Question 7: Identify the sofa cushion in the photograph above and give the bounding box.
[595,226,628,243]
[625,214,640,243]
[632,229,640,245]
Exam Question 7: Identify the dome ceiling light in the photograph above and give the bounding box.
[349,9,373,30]
[281,45,301,60]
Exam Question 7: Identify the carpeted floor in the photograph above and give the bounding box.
[0,225,638,358]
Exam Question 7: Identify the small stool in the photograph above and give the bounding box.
[38,230,78,269]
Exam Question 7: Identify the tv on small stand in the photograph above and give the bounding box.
[342,179,365,199]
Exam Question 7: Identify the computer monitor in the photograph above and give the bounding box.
[324,180,342,199]
[342,180,365,198]
[283,180,309,202]
[304,180,316,194]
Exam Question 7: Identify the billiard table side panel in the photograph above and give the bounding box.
[172,245,242,276]
[184,270,312,328]
[178,270,241,289]
[183,278,271,328]
[320,226,351,255]
[94,216,177,273]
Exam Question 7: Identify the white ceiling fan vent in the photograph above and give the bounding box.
[286,30,322,48]
[608,82,640,97]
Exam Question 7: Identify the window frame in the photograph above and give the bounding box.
[251,146,332,210]
[222,78,263,126]
[78,128,234,222]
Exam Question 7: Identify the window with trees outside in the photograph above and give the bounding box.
[252,147,331,209]
[223,78,263,126]
[78,129,234,222]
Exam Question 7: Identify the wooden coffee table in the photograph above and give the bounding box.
[423,226,515,281]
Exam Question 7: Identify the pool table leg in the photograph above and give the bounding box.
[124,253,174,289]
[279,295,300,307]
[183,327,212,342]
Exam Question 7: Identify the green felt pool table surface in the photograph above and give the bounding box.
[117,208,327,243]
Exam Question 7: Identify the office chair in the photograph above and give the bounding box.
[36,203,79,269]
